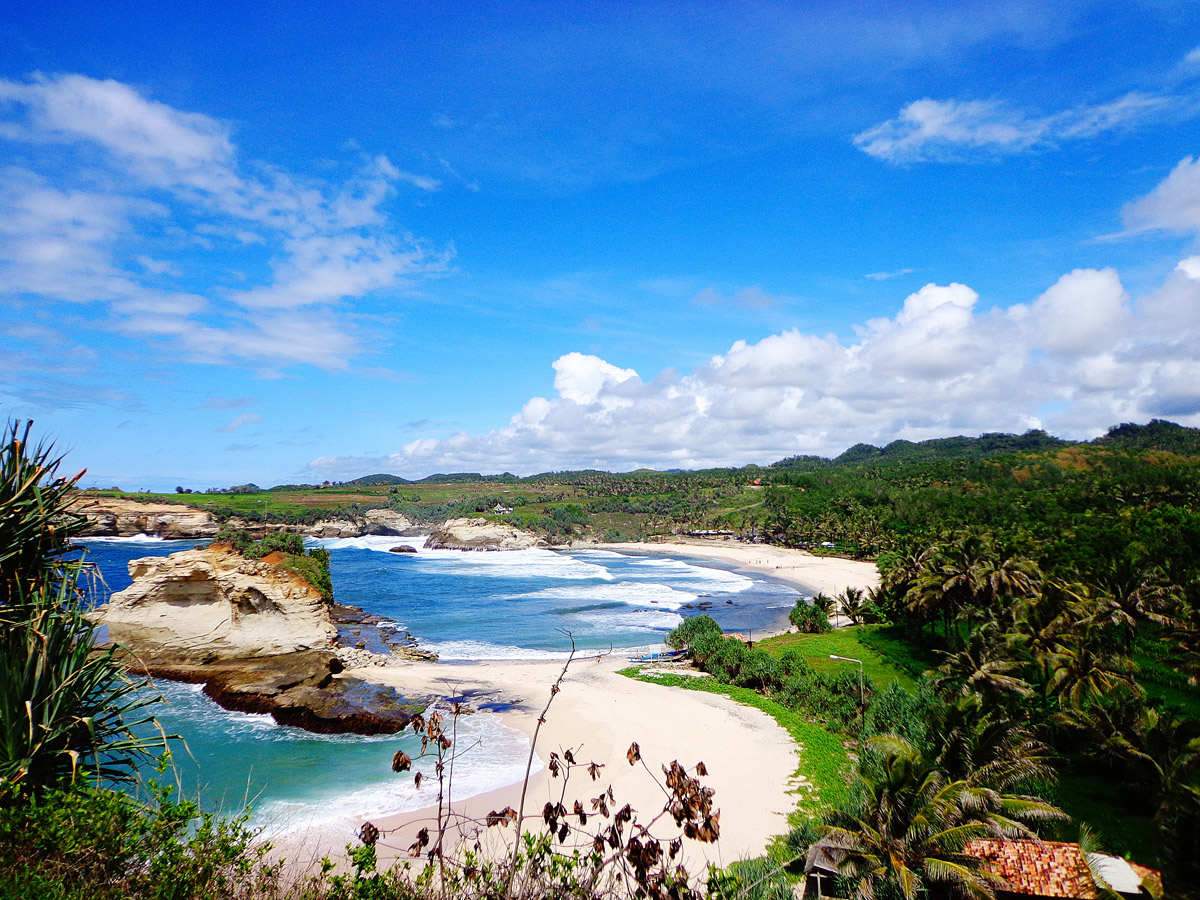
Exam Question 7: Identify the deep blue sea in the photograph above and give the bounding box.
[82,536,800,837]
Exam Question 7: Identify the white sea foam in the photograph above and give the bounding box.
[572,607,684,633]
[419,639,576,661]
[415,547,614,581]
[310,535,427,553]
[79,535,190,545]
[254,709,538,835]
[624,559,754,595]
[312,537,615,581]
[512,581,698,610]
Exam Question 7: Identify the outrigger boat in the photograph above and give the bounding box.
[627,648,687,663]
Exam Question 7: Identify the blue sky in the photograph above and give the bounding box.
[2,1,1200,489]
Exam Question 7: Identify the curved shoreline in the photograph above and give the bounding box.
[277,544,880,869]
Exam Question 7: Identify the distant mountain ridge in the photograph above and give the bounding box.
[257,420,1200,490]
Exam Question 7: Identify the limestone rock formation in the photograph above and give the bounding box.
[97,545,429,734]
[303,519,361,538]
[425,517,540,551]
[75,496,220,538]
[99,545,336,657]
[362,509,414,535]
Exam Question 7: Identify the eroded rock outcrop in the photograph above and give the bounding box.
[98,545,427,734]
[425,517,540,551]
[76,497,220,539]
[362,509,415,535]
[101,545,336,656]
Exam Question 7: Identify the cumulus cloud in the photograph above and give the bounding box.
[304,183,1200,480]
[0,72,445,370]
[855,91,1172,163]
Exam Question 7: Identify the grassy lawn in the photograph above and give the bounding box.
[618,667,850,821]
[757,625,922,691]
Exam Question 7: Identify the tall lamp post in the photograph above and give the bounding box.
[829,654,864,708]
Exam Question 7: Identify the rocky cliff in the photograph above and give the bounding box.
[101,544,337,656]
[425,517,541,551]
[75,496,418,540]
[76,497,221,538]
[98,545,427,734]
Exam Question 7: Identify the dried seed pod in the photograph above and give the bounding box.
[358,822,379,846]
[588,761,604,780]
[391,751,412,772]
[574,799,587,825]
[564,749,576,764]
[626,741,641,765]
[413,772,423,789]
[695,761,708,776]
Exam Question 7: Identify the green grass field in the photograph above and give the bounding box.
[756,625,923,691]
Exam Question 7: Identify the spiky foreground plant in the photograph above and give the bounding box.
[0,421,168,799]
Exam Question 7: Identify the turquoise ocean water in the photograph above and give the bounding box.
[83,536,799,837]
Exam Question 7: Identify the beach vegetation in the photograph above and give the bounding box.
[787,599,831,634]
[1,421,169,801]
[211,525,334,600]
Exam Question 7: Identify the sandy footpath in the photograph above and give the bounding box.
[281,545,879,873]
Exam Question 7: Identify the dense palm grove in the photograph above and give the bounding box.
[661,423,1200,898]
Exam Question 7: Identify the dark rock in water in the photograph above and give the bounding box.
[98,545,429,735]
[118,646,426,735]
[389,545,417,553]
[330,602,388,625]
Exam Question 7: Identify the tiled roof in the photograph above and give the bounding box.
[963,839,1159,899]
[964,839,1095,898]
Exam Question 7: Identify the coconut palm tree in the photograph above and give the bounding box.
[924,694,1054,792]
[1100,705,1200,825]
[932,627,1034,706]
[840,587,866,626]
[821,735,1065,900]
[1045,630,1141,710]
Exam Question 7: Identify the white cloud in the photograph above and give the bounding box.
[0,73,445,370]
[1026,267,1130,356]
[865,268,914,281]
[689,284,787,309]
[305,251,1200,478]
[217,412,262,433]
[856,91,1173,163]
[552,352,638,405]
[1122,155,1200,233]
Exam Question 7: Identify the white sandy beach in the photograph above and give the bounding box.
[596,538,880,601]
[279,545,881,874]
